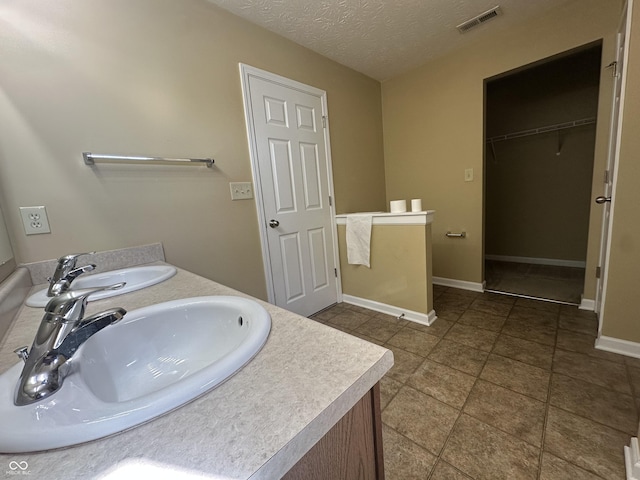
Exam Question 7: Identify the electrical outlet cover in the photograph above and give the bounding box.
[19,206,51,235]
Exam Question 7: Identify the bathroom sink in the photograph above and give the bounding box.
[0,296,271,453]
[25,265,177,307]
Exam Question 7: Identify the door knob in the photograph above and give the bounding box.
[269,219,280,228]
[595,196,611,204]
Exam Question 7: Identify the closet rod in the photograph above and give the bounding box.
[486,117,596,144]
[83,152,214,168]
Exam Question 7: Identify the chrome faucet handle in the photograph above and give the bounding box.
[41,282,126,351]
[57,308,127,359]
[52,252,96,278]
[56,252,96,267]
[66,263,96,279]
[46,263,97,297]
[47,252,96,297]
[44,282,126,322]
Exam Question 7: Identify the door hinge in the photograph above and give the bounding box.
[328,195,332,206]
[322,115,327,128]
[596,266,601,279]
[334,268,338,278]
[605,61,618,78]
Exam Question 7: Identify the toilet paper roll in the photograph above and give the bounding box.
[411,199,422,212]
[390,200,407,213]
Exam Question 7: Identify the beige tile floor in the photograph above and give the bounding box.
[309,286,640,480]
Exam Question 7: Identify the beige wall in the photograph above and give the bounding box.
[381,0,620,289]
[0,0,386,299]
[486,128,596,261]
[337,224,432,314]
[602,1,640,343]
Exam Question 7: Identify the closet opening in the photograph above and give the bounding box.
[483,42,602,305]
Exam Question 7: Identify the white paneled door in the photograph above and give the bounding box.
[595,0,632,325]
[240,65,339,317]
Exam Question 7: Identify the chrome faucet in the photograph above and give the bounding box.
[47,252,97,297]
[13,283,127,406]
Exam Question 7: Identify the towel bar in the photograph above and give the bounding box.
[83,152,214,168]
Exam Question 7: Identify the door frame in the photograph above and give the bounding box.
[239,63,343,307]
[595,0,633,331]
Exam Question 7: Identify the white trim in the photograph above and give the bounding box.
[335,211,435,226]
[595,335,640,359]
[433,277,485,293]
[484,254,586,268]
[625,437,640,480]
[342,294,437,326]
[579,297,595,311]
[239,63,342,306]
[239,64,274,304]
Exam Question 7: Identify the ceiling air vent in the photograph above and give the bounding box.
[457,6,502,33]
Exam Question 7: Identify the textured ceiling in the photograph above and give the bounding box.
[207,0,575,81]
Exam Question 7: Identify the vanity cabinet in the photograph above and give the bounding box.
[284,384,385,480]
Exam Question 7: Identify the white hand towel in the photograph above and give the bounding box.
[346,215,373,268]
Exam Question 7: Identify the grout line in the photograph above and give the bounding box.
[536,311,560,480]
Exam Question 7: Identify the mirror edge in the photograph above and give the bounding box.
[0,258,17,284]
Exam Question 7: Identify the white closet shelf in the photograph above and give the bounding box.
[486,117,596,143]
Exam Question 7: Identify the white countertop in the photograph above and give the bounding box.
[0,266,393,479]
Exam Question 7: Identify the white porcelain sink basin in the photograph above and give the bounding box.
[25,265,177,307]
[0,296,271,453]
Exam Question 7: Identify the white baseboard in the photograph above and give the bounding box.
[625,437,640,480]
[485,254,586,268]
[595,335,640,359]
[579,297,595,311]
[342,294,437,326]
[433,277,485,293]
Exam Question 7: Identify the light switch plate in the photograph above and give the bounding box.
[230,182,254,200]
[464,168,474,182]
[19,206,51,235]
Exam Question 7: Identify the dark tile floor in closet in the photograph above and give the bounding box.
[484,260,585,305]
[309,286,639,480]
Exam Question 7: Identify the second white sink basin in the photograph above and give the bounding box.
[0,295,271,453]
[25,265,177,307]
